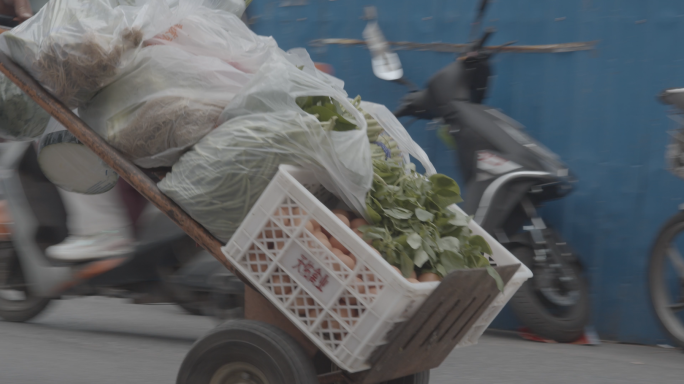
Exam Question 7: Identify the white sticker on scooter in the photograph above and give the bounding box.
[477,151,522,175]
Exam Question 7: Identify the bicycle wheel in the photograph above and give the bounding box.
[649,210,684,348]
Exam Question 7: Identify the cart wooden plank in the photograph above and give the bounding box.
[349,264,519,384]
[0,50,252,289]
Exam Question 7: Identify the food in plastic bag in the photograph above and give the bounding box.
[79,45,252,168]
[159,111,323,241]
[359,100,437,175]
[283,48,346,94]
[145,5,277,73]
[0,0,193,109]
[0,73,50,141]
[217,53,371,216]
[38,117,119,194]
[299,97,498,282]
[159,52,372,242]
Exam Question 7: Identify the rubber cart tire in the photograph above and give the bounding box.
[176,319,318,384]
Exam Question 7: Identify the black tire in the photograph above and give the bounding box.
[177,319,318,384]
[648,211,684,348]
[0,243,51,322]
[510,245,590,343]
[0,293,51,322]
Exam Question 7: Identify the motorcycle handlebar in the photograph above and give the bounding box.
[0,15,18,28]
[477,0,489,15]
[474,27,495,51]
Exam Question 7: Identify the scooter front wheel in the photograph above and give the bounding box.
[509,245,590,343]
[0,242,51,322]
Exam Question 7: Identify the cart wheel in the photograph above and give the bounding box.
[176,319,318,384]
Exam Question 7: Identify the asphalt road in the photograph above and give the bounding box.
[1,297,683,384]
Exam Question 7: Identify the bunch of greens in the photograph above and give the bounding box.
[297,95,359,132]
[361,159,503,289]
[298,95,402,162]
[298,94,501,289]
[159,111,318,242]
[161,95,372,243]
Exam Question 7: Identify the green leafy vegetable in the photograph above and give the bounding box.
[486,265,504,292]
[414,249,429,268]
[407,232,422,250]
[415,208,434,222]
[297,96,357,131]
[360,158,501,288]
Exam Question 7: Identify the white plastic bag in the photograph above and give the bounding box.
[162,0,246,15]
[284,48,346,93]
[0,0,198,109]
[79,45,252,168]
[144,5,277,73]
[159,56,372,242]
[217,53,371,214]
[200,0,246,15]
[359,101,437,176]
[0,73,50,141]
[159,111,331,241]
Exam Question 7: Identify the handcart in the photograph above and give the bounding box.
[0,40,531,383]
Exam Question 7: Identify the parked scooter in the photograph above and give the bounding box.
[363,1,590,342]
[0,141,244,322]
[648,88,684,348]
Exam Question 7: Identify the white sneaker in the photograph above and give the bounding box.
[46,230,134,262]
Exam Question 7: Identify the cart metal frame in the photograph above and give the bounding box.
[0,46,519,384]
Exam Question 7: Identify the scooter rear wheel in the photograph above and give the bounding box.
[510,245,590,343]
[0,242,51,322]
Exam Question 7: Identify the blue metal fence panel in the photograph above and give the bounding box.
[247,0,684,345]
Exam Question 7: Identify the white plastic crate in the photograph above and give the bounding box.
[222,165,532,373]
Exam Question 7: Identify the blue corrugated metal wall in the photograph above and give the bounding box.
[248,0,684,345]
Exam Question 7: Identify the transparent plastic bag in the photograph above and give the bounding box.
[159,56,372,242]
[144,5,277,74]
[79,45,252,168]
[0,73,50,141]
[162,0,246,15]
[0,0,198,109]
[199,0,245,15]
[283,48,346,94]
[217,53,371,214]
[359,101,437,176]
[159,111,326,241]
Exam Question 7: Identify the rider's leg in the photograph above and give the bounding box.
[46,187,134,261]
